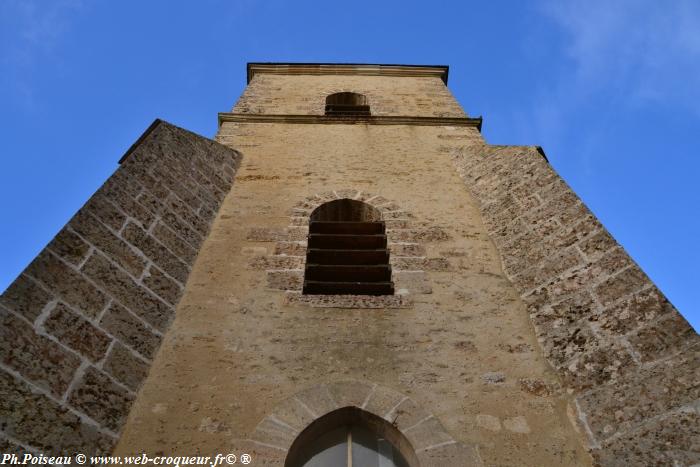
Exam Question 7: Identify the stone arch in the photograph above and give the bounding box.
[325,92,369,107]
[325,92,370,116]
[305,198,391,296]
[246,189,446,308]
[284,406,417,467]
[245,381,481,466]
[309,198,382,222]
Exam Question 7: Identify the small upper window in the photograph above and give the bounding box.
[325,92,370,117]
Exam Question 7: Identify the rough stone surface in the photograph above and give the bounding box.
[481,371,506,384]
[233,72,466,117]
[46,227,92,267]
[99,302,161,359]
[593,407,700,466]
[0,307,81,396]
[0,370,116,455]
[25,251,108,319]
[503,416,531,434]
[82,253,174,332]
[476,414,502,431]
[0,120,239,455]
[68,366,135,432]
[576,346,699,441]
[0,274,52,322]
[43,302,111,362]
[6,65,693,465]
[102,341,150,391]
[451,138,698,465]
[115,69,591,467]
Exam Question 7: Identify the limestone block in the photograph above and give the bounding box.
[294,384,337,419]
[0,274,52,322]
[0,308,81,396]
[43,303,111,362]
[83,196,127,232]
[69,210,146,277]
[326,380,374,409]
[0,371,115,455]
[99,302,161,359]
[392,397,431,433]
[393,271,431,294]
[46,227,91,267]
[68,366,134,432]
[122,222,189,284]
[561,342,637,392]
[248,256,305,270]
[594,266,649,306]
[152,221,197,264]
[103,341,149,391]
[627,313,699,363]
[403,416,453,451]
[578,348,699,441]
[592,287,673,338]
[265,265,304,290]
[26,251,108,319]
[416,442,483,467]
[593,407,700,466]
[363,385,406,422]
[273,242,307,256]
[158,210,203,249]
[142,265,182,306]
[82,253,173,332]
[388,243,426,257]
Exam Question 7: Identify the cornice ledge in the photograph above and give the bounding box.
[218,113,482,130]
[247,63,449,84]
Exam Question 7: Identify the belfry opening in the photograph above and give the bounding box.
[303,199,393,295]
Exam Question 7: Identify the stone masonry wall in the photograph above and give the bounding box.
[233,74,467,117]
[450,143,699,466]
[0,120,240,456]
[114,120,592,467]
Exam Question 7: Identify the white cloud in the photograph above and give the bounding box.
[541,0,700,113]
[1,0,84,111]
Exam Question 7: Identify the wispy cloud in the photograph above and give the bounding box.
[1,0,84,111]
[541,0,700,113]
[504,0,700,178]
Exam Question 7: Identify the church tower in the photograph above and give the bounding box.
[1,64,697,466]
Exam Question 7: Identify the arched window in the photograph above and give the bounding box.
[285,408,416,467]
[325,92,370,116]
[303,199,393,295]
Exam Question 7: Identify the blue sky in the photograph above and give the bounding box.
[1,0,698,330]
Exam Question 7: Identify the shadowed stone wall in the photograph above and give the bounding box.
[0,120,240,456]
[449,143,699,466]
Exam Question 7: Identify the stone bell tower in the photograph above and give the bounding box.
[1,63,697,466]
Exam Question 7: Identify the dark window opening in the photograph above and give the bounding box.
[325,92,371,117]
[304,199,393,296]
